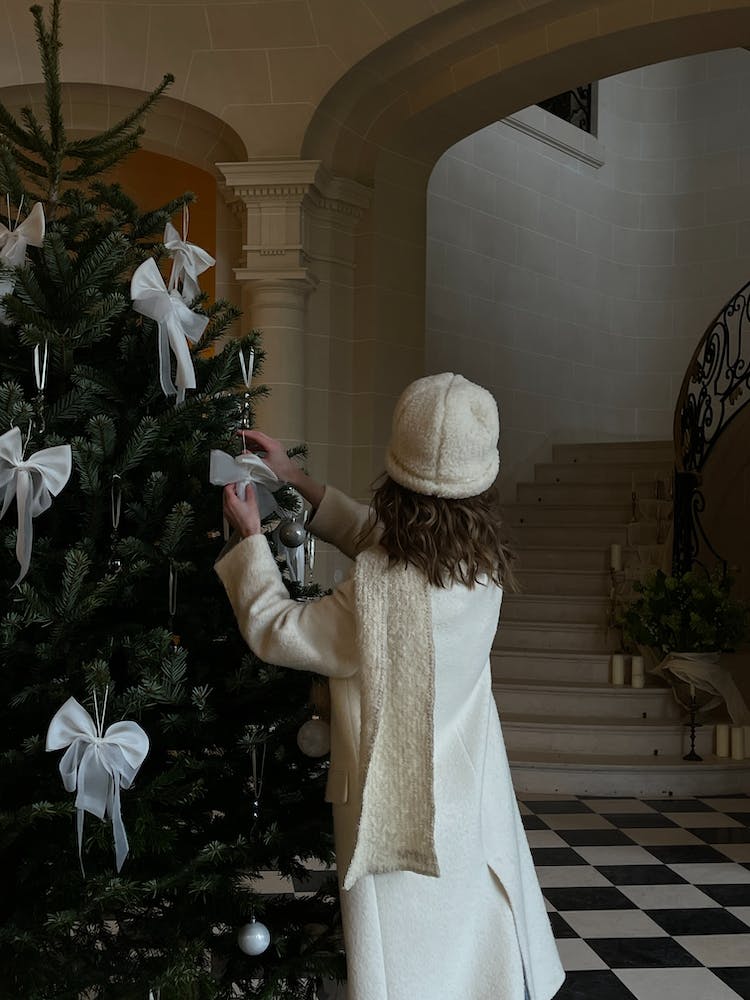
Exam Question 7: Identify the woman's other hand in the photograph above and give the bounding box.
[237,429,325,511]
[223,483,261,538]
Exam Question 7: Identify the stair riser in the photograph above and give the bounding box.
[534,462,673,485]
[492,652,611,684]
[497,625,612,652]
[516,548,614,571]
[501,722,713,757]
[512,525,657,547]
[493,685,682,721]
[509,760,750,797]
[501,598,608,625]
[517,482,660,505]
[507,504,633,526]
[553,443,674,464]
[516,571,611,597]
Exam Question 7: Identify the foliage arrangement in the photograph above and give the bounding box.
[0,3,342,998]
[621,568,749,656]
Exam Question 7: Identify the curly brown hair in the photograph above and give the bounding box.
[357,476,517,591]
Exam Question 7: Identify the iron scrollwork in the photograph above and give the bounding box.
[538,85,593,134]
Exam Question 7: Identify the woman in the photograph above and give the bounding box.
[216,373,564,1000]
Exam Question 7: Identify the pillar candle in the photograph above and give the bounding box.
[731,726,745,761]
[743,726,750,760]
[715,723,730,758]
[610,543,622,572]
[611,653,625,685]
[631,655,645,688]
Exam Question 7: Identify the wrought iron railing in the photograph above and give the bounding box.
[538,85,594,134]
[672,279,750,574]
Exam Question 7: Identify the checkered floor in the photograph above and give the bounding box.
[520,794,750,1000]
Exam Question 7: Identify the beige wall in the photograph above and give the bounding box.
[426,50,750,495]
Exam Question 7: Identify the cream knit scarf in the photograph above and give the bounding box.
[343,546,440,891]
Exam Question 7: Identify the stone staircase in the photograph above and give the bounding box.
[493,440,750,796]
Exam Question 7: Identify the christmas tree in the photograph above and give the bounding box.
[0,3,342,998]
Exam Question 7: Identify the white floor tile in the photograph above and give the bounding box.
[728,907,750,928]
[574,845,663,866]
[616,968,741,1000]
[555,938,608,971]
[664,811,743,828]
[538,813,615,830]
[618,883,717,910]
[559,908,668,939]
[525,830,568,848]
[582,799,658,814]
[670,862,750,884]
[675,933,750,967]
[716,843,750,862]
[623,827,703,846]
[536,865,611,888]
[518,802,532,815]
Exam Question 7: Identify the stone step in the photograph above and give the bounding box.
[501,594,609,625]
[510,523,658,548]
[515,547,616,571]
[496,621,613,652]
[515,568,611,597]
[516,481,668,505]
[492,649,612,684]
[493,678,681,721]
[552,441,674,465]
[508,753,750,797]
[534,461,673,485]
[499,715,714,757]
[506,503,633,526]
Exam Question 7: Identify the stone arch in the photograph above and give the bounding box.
[299,0,750,493]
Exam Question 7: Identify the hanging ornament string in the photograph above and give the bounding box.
[108,474,123,574]
[168,561,179,648]
[249,740,267,824]
[33,341,49,393]
[238,346,255,431]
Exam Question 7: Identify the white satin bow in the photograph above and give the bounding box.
[46,696,149,873]
[0,426,72,584]
[0,202,45,321]
[164,221,215,303]
[130,257,209,403]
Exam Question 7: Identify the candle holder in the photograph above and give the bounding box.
[683,694,703,761]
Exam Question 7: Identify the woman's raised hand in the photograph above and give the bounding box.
[237,429,300,485]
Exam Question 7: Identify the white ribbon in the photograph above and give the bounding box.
[238,347,254,388]
[209,450,279,520]
[0,202,45,321]
[163,220,215,303]
[130,257,209,403]
[0,426,72,584]
[46,696,149,873]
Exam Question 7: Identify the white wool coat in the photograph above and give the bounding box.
[215,486,564,1000]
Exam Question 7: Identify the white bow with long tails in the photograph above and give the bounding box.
[130,257,209,403]
[0,426,72,584]
[46,696,149,873]
[0,202,45,321]
[163,220,215,303]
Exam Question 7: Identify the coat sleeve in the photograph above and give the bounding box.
[215,534,359,678]
[307,485,379,560]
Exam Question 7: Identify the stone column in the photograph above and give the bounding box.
[217,160,370,462]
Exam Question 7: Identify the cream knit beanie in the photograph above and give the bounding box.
[385,372,499,498]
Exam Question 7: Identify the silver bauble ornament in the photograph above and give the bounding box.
[278,518,306,548]
[237,919,271,956]
[296,717,331,757]
[107,556,122,574]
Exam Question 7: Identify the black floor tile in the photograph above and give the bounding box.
[557,829,635,847]
[645,844,728,864]
[596,864,687,885]
[553,970,636,999]
[699,884,750,906]
[729,812,750,823]
[601,812,678,828]
[522,814,548,831]
[587,936,702,969]
[643,798,716,812]
[687,826,750,844]
[645,906,750,936]
[532,848,587,866]
[524,800,594,814]
[713,967,750,1000]
[548,911,579,939]
[542,886,635,911]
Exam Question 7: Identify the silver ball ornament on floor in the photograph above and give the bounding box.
[297,717,331,757]
[278,518,306,548]
[237,919,271,956]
